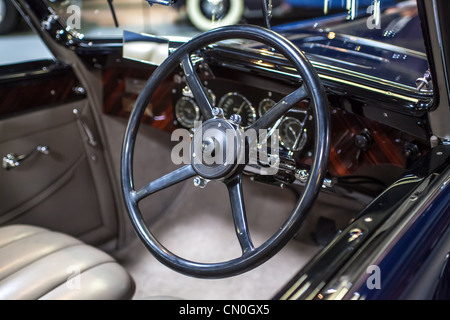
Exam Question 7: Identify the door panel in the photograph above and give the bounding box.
[0,67,117,245]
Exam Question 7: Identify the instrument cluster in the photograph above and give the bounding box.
[172,79,313,153]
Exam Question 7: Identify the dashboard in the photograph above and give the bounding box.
[102,55,430,197]
[171,77,313,154]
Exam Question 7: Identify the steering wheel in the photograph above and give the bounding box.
[121,25,330,278]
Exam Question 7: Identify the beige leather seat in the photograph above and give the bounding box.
[0,225,135,300]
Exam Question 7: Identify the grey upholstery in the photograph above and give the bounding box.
[0,225,135,300]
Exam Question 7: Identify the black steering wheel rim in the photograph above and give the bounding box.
[121,24,330,278]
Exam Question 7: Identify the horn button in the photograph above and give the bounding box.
[191,118,244,180]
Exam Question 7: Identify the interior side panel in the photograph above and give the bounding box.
[0,99,117,244]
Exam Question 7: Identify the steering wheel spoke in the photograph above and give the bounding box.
[250,85,307,132]
[225,173,254,255]
[132,165,196,203]
[180,53,214,120]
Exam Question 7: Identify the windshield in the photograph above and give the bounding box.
[50,0,200,38]
[45,0,429,91]
[276,1,424,52]
[269,1,429,90]
[47,0,420,40]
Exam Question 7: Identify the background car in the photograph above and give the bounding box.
[179,0,397,31]
[0,0,18,34]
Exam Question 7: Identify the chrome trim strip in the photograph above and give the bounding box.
[297,55,430,95]
[287,32,428,59]
[297,62,426,95]
[290,281,311,300]
[233,62,421,103]
[319,74,420,103]
[303,43,390,63]
[309,54,373,69]
[279,274,308,300]
[217,45,433,96]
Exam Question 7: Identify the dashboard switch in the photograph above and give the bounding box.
[355,129,373,151]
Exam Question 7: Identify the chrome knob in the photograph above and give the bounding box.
[229,114,241,125]
[212,107,224,118]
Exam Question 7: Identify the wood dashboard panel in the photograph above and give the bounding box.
[102,65,177,134]
[297,107,419,178]
[102,64,428,180]
[0,65,82,119]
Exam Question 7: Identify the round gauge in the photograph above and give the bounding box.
[258,98,276,117]
[175,97,200,128]
[218,92,256,128]
[279,117,307,151]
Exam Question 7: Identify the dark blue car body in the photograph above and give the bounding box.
[271,2,450,299]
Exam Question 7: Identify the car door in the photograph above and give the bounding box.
[0,11,117,245]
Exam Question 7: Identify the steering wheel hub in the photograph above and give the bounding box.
[191,118,244,180]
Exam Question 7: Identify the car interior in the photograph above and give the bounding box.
[0,0,448,300]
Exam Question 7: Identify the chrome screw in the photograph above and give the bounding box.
[73,86,86,95]
[193,177,208,188]
[229,114,241,125]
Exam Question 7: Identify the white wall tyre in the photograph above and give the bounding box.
[186,0,244,31]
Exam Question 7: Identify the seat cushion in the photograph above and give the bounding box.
[0,225,135,300]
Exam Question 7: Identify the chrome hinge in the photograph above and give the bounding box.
[73,109,98,147]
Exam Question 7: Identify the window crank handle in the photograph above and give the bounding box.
[2,146,50,171]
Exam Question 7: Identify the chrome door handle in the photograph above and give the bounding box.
[73,109,98,147]
[2,146,50,171]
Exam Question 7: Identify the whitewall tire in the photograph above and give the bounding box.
[186,0,244,31]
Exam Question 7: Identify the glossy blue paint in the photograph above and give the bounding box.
[353,168,450,299]
[272,4,430,91]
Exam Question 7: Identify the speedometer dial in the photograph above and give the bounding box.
[175,97,200,128]
[258,98,276,117]
[218,92,256,128]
